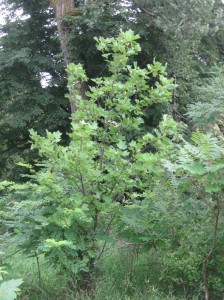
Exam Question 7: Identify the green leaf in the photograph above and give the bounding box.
[0,279,23,300]
[117,141,127,150]
[96,234,116,244]
[182,163,206,175]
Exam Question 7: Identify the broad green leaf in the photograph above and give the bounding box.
[0,279,23,300]
[117,141,127,150]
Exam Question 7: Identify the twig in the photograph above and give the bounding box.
[93,210,98,233]
[3,249,21,261]
[79,173,86,195]
[74,219,88,236]
[97,147,105,191]
[202,197,220,300]
[140,7,156,17]
[35,251,41,286]
[34,283,51,300]
[97,241,107,261]
[97,215,116,261]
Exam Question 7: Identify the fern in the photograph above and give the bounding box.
[181,163,206,175]
[191,131,221,160]
[187,68,224,131]
[177,132,222,169]
[162,160,180,191]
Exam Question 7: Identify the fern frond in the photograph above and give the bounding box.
[181,163,206,175]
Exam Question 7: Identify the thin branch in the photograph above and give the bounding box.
[139,7,156,17]
[104,215,116,235]
[99,148,105,171]
[78,172,86,196]
[109,160,131,197]
[34,284,51,300]
[202,198,216,217]
[97,148,105,191]
[35,251,41,285]
[202,196,220,300]
[97,240,107,261]
[3,249,22,261]
[80,174,86,195]
[93,210,98,233]
[74,219,88,236]
[97,215,116,261]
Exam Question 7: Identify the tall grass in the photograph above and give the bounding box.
[3,242,200,300]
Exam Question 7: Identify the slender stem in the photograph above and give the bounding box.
[99,148,105,172]
[139,7,156,17]
[97,241,107,261]
[109,162,130,197]
[79,173,86,195]
[35,252,41,285]
[97,147,105,191]
[74,219,88,236]
[93,210,98,233]
[202,196,220,300]
[97,215,116,261]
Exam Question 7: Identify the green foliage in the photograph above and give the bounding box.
[130,0,224,111]
[121,124,224,296]
[0,264,22,300]
[61,0,224,122]
[1,1,224,294]
[187,67,224,131]
[3,241,201,300]
[3,30,174,285]
[2,0,224,181]
[165,131,224,297]
[63,0,129,76]
[0,279,23,300]
[0,0,69,180]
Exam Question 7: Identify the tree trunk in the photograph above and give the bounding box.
[50,0,87,113]
[50,0,73,66]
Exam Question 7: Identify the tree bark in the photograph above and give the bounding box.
[50,0,73,66]
[50,0,87,113]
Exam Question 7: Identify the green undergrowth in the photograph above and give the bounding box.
[4,246,69,299]
[3,242,200,300]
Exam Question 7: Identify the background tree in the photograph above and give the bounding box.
[187,66,224,132]
[1,0,224,180]
[50,0,224,120]
[0,0,70,180]
[130,0,224,115]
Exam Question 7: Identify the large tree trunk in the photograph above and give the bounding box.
[50,0,87,113]
[50,0,73,65]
